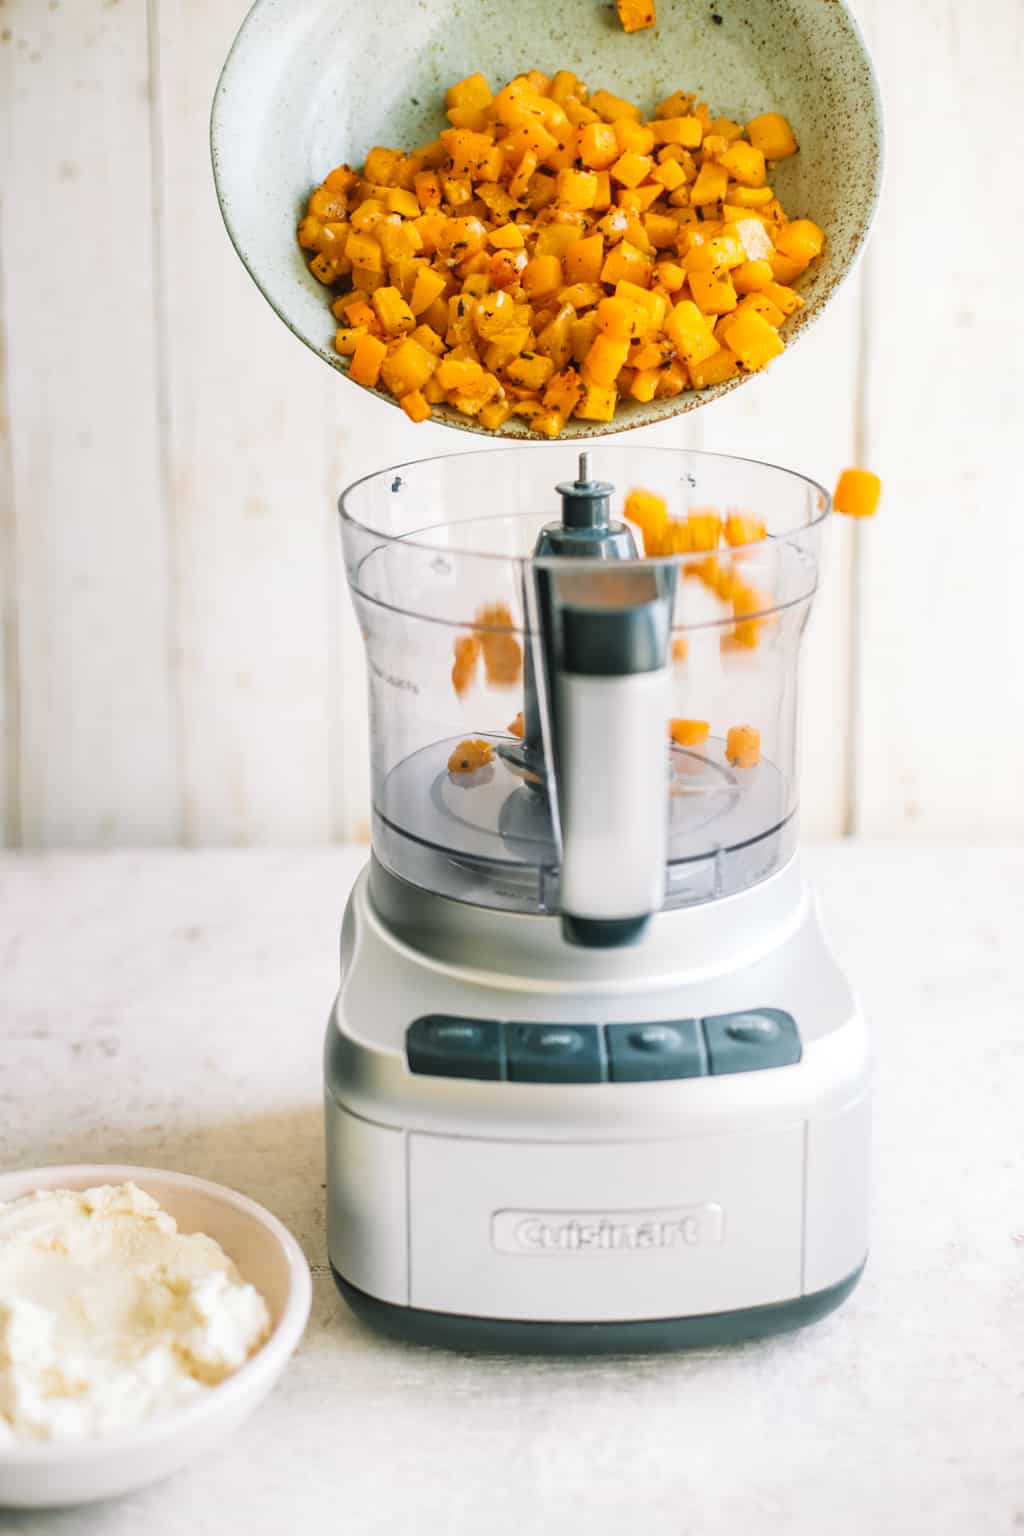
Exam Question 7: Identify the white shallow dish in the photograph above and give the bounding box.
[211,0,883,439]
[0,1165,312,1510]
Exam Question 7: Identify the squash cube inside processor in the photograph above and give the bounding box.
[726,725,761,768]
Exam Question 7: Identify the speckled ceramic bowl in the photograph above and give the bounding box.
[211,0,882,439]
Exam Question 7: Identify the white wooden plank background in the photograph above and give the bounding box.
[856,0,1024,838]
[0,0,1014,847]
[0,0,179,846]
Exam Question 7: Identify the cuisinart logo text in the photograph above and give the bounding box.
[491,1205,724,1256]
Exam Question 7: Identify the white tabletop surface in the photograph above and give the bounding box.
[1,845,1022,1535]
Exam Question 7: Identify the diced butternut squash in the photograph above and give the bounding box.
[690,160,728,205]
[746,112,798,161]
[665,299,718,365]
[686,347,738,389]
[775,218,824,263]
[726,725,760,768]
[624,487,668,552]
[300,66,817,433]
[448,737,494,773]
[718,141,766,188]
[670,719,709,747]
[724,512,766,546]
[616,0,655,31]
[347,332,388,387]
[333,326,366,356]
[687,269,739,315]
[381,337,437,396]
[732,259,775,295]
[575,381,617,420]
[833,468,882,518]
[400,389,432,423]
[720,306,784,369]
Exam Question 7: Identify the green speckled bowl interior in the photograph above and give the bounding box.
[212,0,882,439]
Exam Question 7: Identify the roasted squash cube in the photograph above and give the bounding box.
[745,112,798,161]
[720,306,784,369]
[833,468,882,518]
[726,725,760,768]
[670,719,710,747]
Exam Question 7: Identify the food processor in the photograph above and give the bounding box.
[324,444,870,1350]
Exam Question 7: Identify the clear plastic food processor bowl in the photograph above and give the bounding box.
[340,446,828,945]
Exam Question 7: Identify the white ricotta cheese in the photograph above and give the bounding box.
[0,1182,271,1443]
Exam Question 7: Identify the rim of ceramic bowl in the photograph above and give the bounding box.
[210,0,885,441]
[0,1164,313,1463]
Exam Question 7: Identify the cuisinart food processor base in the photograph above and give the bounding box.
[324,446,870,1352]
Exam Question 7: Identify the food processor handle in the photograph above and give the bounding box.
[543,567,677,948]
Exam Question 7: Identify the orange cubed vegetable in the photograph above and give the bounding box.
[762,280,804,317]
[400,389,432,423]
[476,603,523,685]
[770,252,807,284]
[726,725,760,768]
[687,512,721,550]
[624,487,668,553]
[447,738,495,774]
[521,254,563,298]
[598,294,647,343]
[720,306,784,369]
[670,719,710,747]
[724,512,766,546]
[333,326,366,356]
[600,240,653,288]
[651,116,703,149]
[665,299,718,365]
[409,267,448,317]
[683,232,745,274]
[590,89,641,123]
[687,347,739,389]
[833,468,882,518]
[610,151,653,188]
[583,333,630,387]
[775,218,824,263]
[505,351,555,390]
[732,259,775,294]
[564,233,605,284]
[381,337,437,397]
[556,168,599,209]
[446,72,493,112]
[544,368,584,418]
[478,398,516,430]
[574,381,617,421]
[687,269,739,315]
[737,291,786,328]
[508,711,525,738]
[671,635,689,664]
[451,634,481,695]
[718,141,766,188]
[372,285,416,335]
[578,122,620,170]
[729,216,775,262]
[616,0,655,31]
[690,160,728,205]
[746,112,798,161]
[347,332,388,387]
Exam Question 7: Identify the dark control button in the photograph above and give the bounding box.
[726,1014,780,1044]
[534,1029,583,1053]
[606,1020,705,1082]
[703,1008,801,1076]
[506,1024,603,1083]
[407,1015,503,1081]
